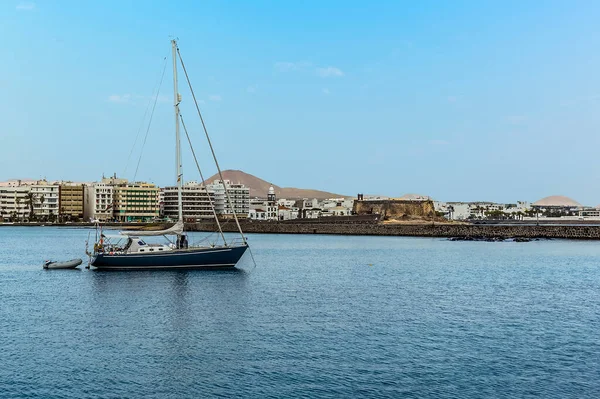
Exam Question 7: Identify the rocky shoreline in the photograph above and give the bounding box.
[448,236,541,242]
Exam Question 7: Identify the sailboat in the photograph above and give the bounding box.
[89,40,248,270]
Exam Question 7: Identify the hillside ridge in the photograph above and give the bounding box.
[203,170,345,199]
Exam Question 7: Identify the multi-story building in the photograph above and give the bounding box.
[163,180,249,221]
[0,185,30,221]
[163,182,217,222]
[84,176,160,222]
[86,183,114,222]
[293,198,322,219]
[206,180,249,218]
[31,181,60,220]
[158,190,165,218]
[113,183,160,222]
[249,186,278,221]
[59,183,85,220]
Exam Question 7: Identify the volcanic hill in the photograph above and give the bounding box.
[203,170,345,199]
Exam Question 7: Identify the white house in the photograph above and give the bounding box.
[320,198,353,217]
[278,205,298,221]
[248,208,267,220]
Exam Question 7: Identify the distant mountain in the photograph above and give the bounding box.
[202,170,346,199]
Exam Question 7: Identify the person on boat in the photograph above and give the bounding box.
[177,234,188,249]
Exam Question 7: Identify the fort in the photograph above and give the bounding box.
[352,198,437,221]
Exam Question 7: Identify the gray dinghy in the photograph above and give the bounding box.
[43,259,83,270]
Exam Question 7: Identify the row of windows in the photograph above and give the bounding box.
[138,247,164,252]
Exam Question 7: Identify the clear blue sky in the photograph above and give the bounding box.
[1,1,599,204]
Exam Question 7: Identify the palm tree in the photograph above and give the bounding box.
[24,192,36,221]
[16,197,23,222]
[38,194,45,221]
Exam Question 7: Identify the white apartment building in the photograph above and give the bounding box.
[85,183,114,221]
[0,181,62,221]
[0,186,30,221]
[163,182,217,221]
[206,180,249,218]
[163,180,250,221]
[31,181,60,219]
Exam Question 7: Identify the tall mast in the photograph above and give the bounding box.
[172,39,183,222]
[175,47,247,246]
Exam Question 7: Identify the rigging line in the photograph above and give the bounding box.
[247,245,258,271]
[179,112,227,245]
[123,56,168,177]
[133,57,169,182]
[176,46,247,245]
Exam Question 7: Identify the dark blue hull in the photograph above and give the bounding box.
[91,244,248,270]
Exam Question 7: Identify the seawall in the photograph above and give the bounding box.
[187,221,600,240]
[4,220,600,240]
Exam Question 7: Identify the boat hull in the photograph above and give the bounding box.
[91,245,248,270]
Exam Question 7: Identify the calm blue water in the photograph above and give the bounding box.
[1,227,599,398]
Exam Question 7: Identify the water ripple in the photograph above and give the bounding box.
[0,228,599,397]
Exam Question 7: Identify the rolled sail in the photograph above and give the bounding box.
[120,220,184,236]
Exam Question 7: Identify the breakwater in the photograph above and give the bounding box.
[188,221,600,240]
[4,220,600,239]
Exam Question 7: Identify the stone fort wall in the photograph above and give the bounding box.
[352,199,435,219]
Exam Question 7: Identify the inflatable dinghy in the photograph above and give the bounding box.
[43,258,83,270]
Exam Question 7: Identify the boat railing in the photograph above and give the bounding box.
[227,237,247,247]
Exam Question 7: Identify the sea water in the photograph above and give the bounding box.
[0,227,599,398]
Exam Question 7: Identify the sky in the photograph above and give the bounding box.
[1,1,600,204]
